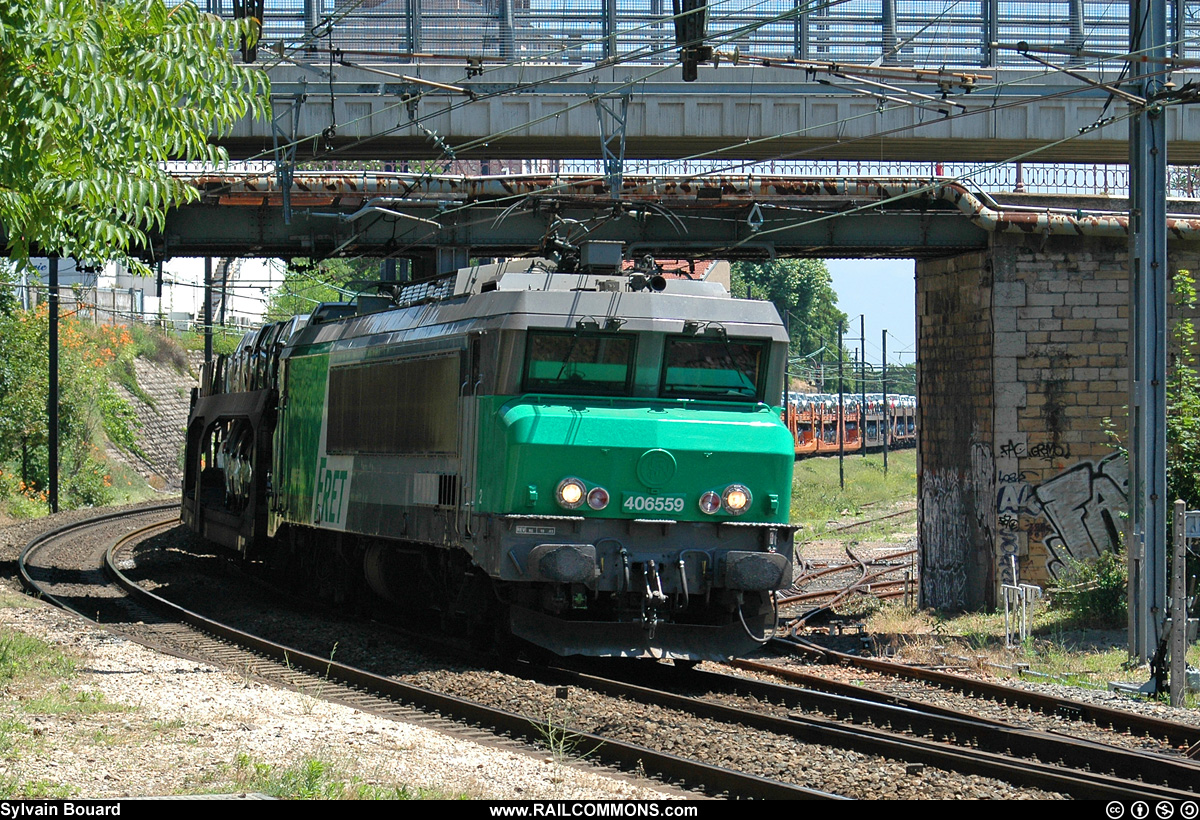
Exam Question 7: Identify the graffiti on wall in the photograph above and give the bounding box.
[990,448,1127,582]
[921,470,970,608]
[1034,453,1127,579]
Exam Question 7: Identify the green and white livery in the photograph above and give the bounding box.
[183,251,796,660]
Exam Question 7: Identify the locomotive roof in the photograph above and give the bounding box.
[283,259,789,352]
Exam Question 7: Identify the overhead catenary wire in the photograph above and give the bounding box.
[134,9,1200,308]
[190,9,1195,235]
[182,0,1195,230]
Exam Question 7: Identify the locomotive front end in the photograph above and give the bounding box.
[476,311,796,660]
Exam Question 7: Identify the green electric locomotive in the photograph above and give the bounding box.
[183,246,797,659]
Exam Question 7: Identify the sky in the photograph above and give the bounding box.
[826,258,918,369]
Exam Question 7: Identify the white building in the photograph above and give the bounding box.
[19,257,286,331]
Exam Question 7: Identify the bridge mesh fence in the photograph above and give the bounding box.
[554,158,1200,198]
[202,0,1199,68]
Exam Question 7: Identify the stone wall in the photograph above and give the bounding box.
[106,353,200,492]
[918,232,1200,609]
[916,250,994,610]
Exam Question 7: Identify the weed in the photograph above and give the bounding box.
[0,777,73,799]
[791,450,917,543]
[0,631,76,683]
[1049,550,1128,628]
[151,718,185,733]
[22,686,129,716]
[223,753,453,800]
[529,694,599,783]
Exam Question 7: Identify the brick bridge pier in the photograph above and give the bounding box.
[917,226,1200,610]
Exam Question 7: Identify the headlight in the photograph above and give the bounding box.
[699,491,722,515]
[587,486,610,510]
[556,478,586,509]
[722,484,752,515]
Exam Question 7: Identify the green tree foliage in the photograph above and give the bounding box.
[0,0,270,265]
[264,258,384,322]
[1167,270,1200,509]
[730,259,848,387]
[0,308,140,509]
[1051,550,1128,628]
[730,259,846,355]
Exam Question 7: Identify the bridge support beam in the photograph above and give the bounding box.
[917,233,1200,612]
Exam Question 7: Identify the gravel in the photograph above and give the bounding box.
[0,506,678,800]
[3,505,1194,801]
[0,597,678,800]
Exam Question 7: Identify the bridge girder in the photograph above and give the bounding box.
[152,173,993,262]
[224,63,1200,164]
[146,173,1200,264]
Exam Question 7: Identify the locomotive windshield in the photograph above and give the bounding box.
[523,331,636,395]
[661,336,766,401]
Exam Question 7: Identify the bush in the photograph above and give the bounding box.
[1050,550,1128,628]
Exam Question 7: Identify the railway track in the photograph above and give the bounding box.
[17,505,838,800]
[770,636,1200,750]
[19,505,1199,801]
[783,546,917,627]
[540,660,1199,801]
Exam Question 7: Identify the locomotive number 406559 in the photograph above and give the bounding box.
[622,493,686,514]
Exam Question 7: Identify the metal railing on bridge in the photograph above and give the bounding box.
[200,0,1198,69]
[556,159,1200,198]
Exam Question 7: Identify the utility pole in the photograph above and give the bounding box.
[838,324,845,490]
[1128,0,1169,663]
[860,314,867,457]
[48,257,59,514]
[203,257,213,365]
[882,329,889,474]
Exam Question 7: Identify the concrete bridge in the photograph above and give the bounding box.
[204,0,1200,164]
[233,62,1200,164]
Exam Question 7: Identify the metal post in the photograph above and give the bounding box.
[882,329,889,473]
[304,0,320,55]
[204,257,213,365]
[499,0,515,60]
[408,0,423,54]
[218,258,228,331]
[860,314,867,457]
[1128,0,1169,663]
[1171,501,1187,705]
[881,0,897,64]
[1068,0,1085,64]
[1173,0,1186,58]
[838,325,844,490]
[604,0,617,59]
[47,257,59,514]
[982,0,999,67]
[793,0,808,59]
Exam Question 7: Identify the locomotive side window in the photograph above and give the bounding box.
[522,331,636,396]
[660,337,765,401]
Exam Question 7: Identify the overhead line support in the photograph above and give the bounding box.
[1128,0,1169,664]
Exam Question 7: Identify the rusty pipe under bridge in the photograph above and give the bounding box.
[150,172,1200,265]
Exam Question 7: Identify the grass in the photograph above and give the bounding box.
[0,778,73,800]
[0,631,77,683]
[789,453,1198,706]
[21,684,130,717]
[791,448,918,543]
[856,599,1200,706]
[0,624,107,797]
[214,753,461,800]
